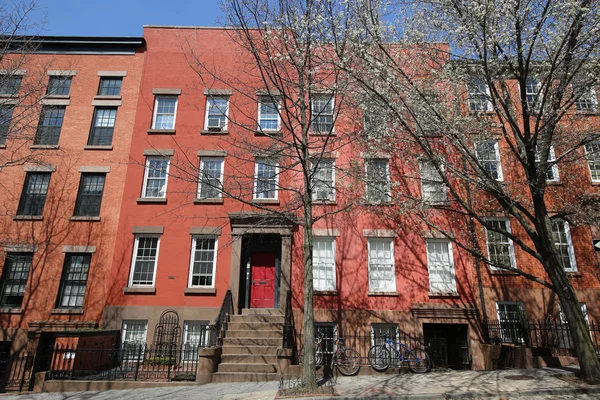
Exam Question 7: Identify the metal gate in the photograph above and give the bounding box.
[0,350,34,392]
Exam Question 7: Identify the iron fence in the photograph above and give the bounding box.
[0,351,33,392]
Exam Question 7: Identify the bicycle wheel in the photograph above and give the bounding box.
[337,348,360,376]
[368,345,391,372]
[407,348,431,373]
[298,346,324,368]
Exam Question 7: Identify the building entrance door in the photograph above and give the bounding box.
[249,252,276,308]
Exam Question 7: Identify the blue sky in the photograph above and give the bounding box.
[29,0,223,36]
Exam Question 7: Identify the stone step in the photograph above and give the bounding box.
[221,345,279,355]
[229,314,285,324]
[212,372,279,383]
[223,337,281,346]
[218,363,277,373]
[241,308,283,316]
[221,354,278,364]
[226,329,283,338]
[228,322,284,331]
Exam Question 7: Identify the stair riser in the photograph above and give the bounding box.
[218,364,277,373]
[229,315,285,323]
[241,309,283,316]
[221,346,279,355]
[212,373,279,383]
[221,354,277,364]
[228,322,284,330]
[226,330,283,338]
[223,338,281,346]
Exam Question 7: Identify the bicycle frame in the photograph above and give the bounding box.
[383,337,421,363]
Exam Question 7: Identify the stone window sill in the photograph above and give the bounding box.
[255,130,282,136]
[368,291,399,297]
[252,199,280,205]
[490,269,519,276]
[313,200,337,206]
[428,292,460,298]
[51,308,84,315]
[84,145,113,150]
[70,216,101,222]
[45,94,70,100]
[0,94,18,99]
[314,290,338,296]
[94,95,122,101]
[0,145,5,149]
[0,308,23,314]
[201,130,229,136]
[310,131,336,136]
[194,198,224,205]
[137,197,167,204]
[566,271,582,277]
[30,145,59,150]
[13,215,43,221]
[147,129,176,135]
[184,287,217,295]
[123,287,156,294]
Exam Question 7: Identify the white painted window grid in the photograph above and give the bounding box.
[496,301,525,343]
[475,140,503,181]
[467,78,493,112]
[258,97,280,131]
[584,141,600,182]
[425,239,457,294]
[311,95,334,133]
[368,238,396,292]
[485,219,517,270]
[188,236,218,288]
[535,145,559,182]
[524,77,541,110]
[198,157,224,199]
[128,235,160,287]
[152,96,178,129]
[205,96,229,130]
[253,158,279,199]
[574,86,598,113]
[366,159,391,203]
[420,160,446,203]
[312,237,336,291]
[141,156,170,198]
[551,219,577,272]
[312,159,335,202]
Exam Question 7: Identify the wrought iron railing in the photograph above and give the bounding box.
[283,290,295,349]
[0,351,33,392]
[212,289,233,347]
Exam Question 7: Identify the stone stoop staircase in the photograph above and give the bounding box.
[212,308,285,383]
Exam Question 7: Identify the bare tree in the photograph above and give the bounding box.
[338,0,600,383]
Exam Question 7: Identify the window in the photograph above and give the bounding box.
[558,303,589,348]
[98,77,122,96]
[34,106,65,145]
[17,172,51,216]
[142,156,170,198]
[535,145,559,182]
[467,78,492,112]
[371,324,398,347]
[574,86,597,113]
[73,173,106,217]
[198,158,224,199]
[182,321,210,361]
[121,320,147,359]
[152,96,177,130]
[0,75,22,96]
[426,239,457,294]
[311,95,334,133]
[129,236,160,287]
[551,219,577,272]
[368,238,395,292]
[0,253,32,308]
[584,141,600,182]
[46,76,72,96]
[88,107,117,146]
[363,99,388,134]
[254,158,278,199]
[313,237,336,291]
[525,77,541,110]
[56,253,91,308]
[312,159,335,202]
[475,141,503,180]
[315,323,336,355]
[366,159,391,203]
[205,96,229,131]
[258,97,280,131]
[485,219,516,269]
[188,237,217,287]
[0,105,14,144]
[420,160,446,203]
[496,302,526,343]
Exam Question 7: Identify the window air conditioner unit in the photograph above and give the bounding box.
[207,118,223,131]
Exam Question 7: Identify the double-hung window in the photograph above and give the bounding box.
[584,141,600,182]
[188,237,217,288]
[366,159,391,203]
[0,253,32,308]
[73,173,106,217]
[47,76,72,96]
[198,158,224,199]
[574,86,597,113]
[525,77,541,110]
[312,159,335,202]
[258,97,280,132]
[0,75,22,96]
[34,106,65,145]
[142,156,170,198]
[475,141,503,180]
[88,107,117,146]
[311,95,334,133]
[205,96,229,131]
[535,145,559,182]
[0,105,14,144]
[121,320,147,360]
[56,253,91,309]
[426,239,457,294]
[98,77,122,96]
[467,78,492,112]
[17,172,51,216]
[315,323,336,355]
[254,158,278,200]
[313,237,336,291]
[420,160,446,203]
[496,301,526,343]
[551,219,577,272]
[182,321,210,361]
[485,219,516,269]
[368,238,395,292]
[152,96,177,130]
[129,236,160,287]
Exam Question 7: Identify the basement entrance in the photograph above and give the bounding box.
[423,323,470,370]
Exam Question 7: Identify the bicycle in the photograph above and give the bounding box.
[367,334,430,373]
[299,332,361,376]
[298,331,325,368]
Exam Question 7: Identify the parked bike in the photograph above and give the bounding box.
[367,334,430,373]
[299,332,361,375]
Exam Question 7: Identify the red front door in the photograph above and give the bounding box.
[249,252,276,308]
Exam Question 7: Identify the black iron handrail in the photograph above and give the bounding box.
[212,289,233,346]
[283,290,295,349]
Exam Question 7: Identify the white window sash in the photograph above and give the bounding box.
[187,236,218,288]
[141,156,170,198]
[253,159,279,199]
[128,235,160,287]
[152,96,178,130]
[420,161,446,202]
[485,219,517,270]
[121,320,148,345]
[198,157,224,199]
[313,238,336,291]
[311,159,336,201]
[426,239,457,294]
[367,238,396,292]
[204,96,229,130]
[552,220,577,272]
[257,98,281,131]
[365,159,391,202]
[466,80,493,112]
[475,140,503,181]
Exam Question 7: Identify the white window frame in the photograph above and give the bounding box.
[198,157,224,199]
[311,159,336,202]
[535,145,559,182]
[188,236,218,288]
[365,159,391,203]
[466,78,493,112]
[370,323,400,350]
[425,239,457,295]
[475,140,503,181]
[141,156,170,199]
[574,86,598,113]
[311,94,335,134]
[551,219,577,272]
[524,77,541,110]
[182,320,210,361]
[314,323,336,354]
[496,301,525,343]
[420,160,447,203]
[128,235,161,287]
[312,237,336,292]
[485,219,517,270]
[204,96,230,131]
[367,238,396,293]
[151,96,178,130]
[253,158,279,200]
[584,141,600,183]
[257,97,281,132]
